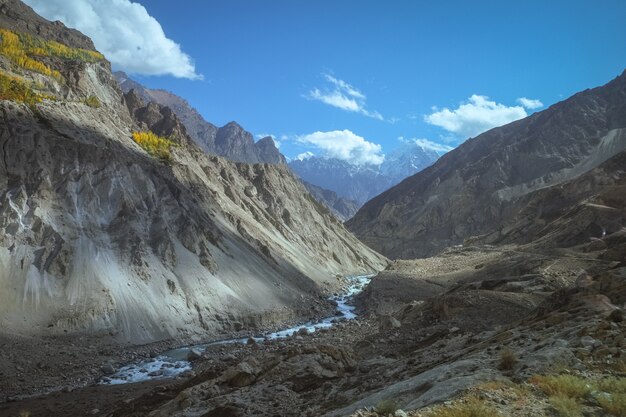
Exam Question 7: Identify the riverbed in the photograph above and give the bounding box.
[101,275,373,385]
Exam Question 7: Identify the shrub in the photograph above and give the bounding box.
[0,28,104,80]
[498,348,517,371]
[598,393,626,416]
[426,397,500,417]
[0,71,47,106]
[84,94,101,108]
[531,374,591,399]
[549,394,582,417]
[375,399,398,415]
[131,131,176,161]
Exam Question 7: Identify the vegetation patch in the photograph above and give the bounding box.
[0,70,50,105]
[375,399,398,415]
[132,131,177,161]
[425,397,501,417]
[0,28,104,79]
[84,94,101,108]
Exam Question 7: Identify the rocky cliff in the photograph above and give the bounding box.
[0,0,386,344]
[115,71,285,164]
[301,181,359,221]
[348,70,626,258]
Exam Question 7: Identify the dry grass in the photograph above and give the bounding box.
[498,348,517,371]
[531,374,591,399]
[84,94,101,108]
[426,397,500,417]
[598,393,626,416]
[549,394,582,417]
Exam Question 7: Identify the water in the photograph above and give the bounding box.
[100,274,372,385]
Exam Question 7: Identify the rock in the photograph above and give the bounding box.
[101,364,116,375]
[187,348,203,361]
[609,309,624,322]
[246,337,257,346]
[233,322,244,331]
[379,315,401,332]
[579,336,600,349]
[148,370,163,377]
[222,361,259,387]
[298,327,309,336]
[394,410,408,417]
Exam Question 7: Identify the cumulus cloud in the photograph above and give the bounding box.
[23,0,202,79]
[425,95,528,138]
[297,130,384,165]
[517,97,544,110]
[306,74,383,120]
[398,136,453,154]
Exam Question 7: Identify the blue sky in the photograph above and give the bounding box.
[25,0,626,164]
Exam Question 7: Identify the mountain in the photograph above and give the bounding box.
[347,70,626,258]
[301,181,360,221]
[289,143,441,207]
[115,71,285,164]
[0,1,385,345]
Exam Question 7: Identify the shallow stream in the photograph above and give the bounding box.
[101,274,372,385]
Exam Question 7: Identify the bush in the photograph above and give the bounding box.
[131,131,176,161]
[498,348,517,371]
[598,393,626,416]
[84,94,101,108]
[0,71,47,106]
[549,394,582,417]
[0,28,104,80]
[375,399,398,415]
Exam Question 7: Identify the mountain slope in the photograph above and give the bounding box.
[0,1,386,344]
[301,181,359,221]
[347,70,626,258]
[115,71,285,164]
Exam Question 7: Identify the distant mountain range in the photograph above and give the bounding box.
[289,142,443,207]
[348,69,626,258]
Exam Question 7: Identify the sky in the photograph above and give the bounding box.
[24,0,626,165]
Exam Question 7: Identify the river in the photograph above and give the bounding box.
[101,274,372,385]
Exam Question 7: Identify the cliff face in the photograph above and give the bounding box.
[115,72,285,165]
[348,70,626,258]
[0,1,386,344]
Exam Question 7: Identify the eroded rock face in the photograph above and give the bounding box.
[0,4,386,344]
[347,70,626,258]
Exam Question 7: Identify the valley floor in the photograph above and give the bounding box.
[1,242,624,417]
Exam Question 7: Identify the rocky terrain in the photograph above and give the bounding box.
[348,70,626,258]
[301,181,359,221]
[1,2,625,417]
[0,0,384,359]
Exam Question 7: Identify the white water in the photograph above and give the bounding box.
[100,275,372,385]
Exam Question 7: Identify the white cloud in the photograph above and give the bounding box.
[295,151,315,161]
[306,74,383,120]
[425,95,528,138]
[399,136,453,154]
[23,0,202,79]
[297,130,384,165]
[517,97,544,110]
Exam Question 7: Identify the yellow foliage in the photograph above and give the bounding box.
[0,71,49,106]
[0,28,104,80]
[132,131,176,161]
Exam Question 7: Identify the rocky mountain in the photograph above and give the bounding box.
[0,0,385,347]
[347,70,626,258]
[289,143,441,207]
[301,181,359,221]
[115,71,285,164]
